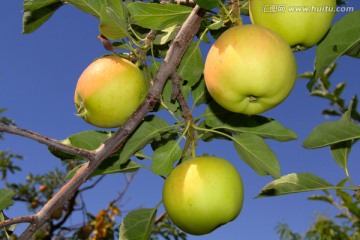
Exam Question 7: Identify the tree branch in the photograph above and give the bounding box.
[17,5,206,239]
[0,124,94,160]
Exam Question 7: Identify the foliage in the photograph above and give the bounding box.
[276,187,360,240]
[0,0,359,239]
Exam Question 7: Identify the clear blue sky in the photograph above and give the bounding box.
[1,1,360,239]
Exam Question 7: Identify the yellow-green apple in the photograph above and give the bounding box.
[74,56,147,128]
[204,24,297,115]
[162,156,244,235]
[249,0,336,49]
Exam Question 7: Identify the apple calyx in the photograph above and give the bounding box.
[74,96,87,118]
[248,95,259,102]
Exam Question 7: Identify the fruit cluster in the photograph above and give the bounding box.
[72,0,336,236]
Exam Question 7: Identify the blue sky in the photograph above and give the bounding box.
[1,1,360,239]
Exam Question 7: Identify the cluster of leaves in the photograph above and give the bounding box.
[276,186,360,240]
[1,0,360,239]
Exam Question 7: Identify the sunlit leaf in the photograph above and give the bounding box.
[119,208,157,240]
[303,121,360,149]
[22,1,63,33]
[49,130,112,160]
[233,133,280,178]
[152,141,181,176]
[308,11,360,89]
[0,189,15,211]
[23,0,61,11]
[66,0,102,17]
[153,26,179,45]
[257,173,334,197]
[128,2,192,30]
[99,0,129,40]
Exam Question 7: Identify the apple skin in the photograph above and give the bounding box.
[74,56,147,128]
[162,156,244,235]
[249,0,336,49]
[204,25,297,115]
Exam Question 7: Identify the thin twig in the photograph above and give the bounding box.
[0,124,94,160]
[0,215,34,229]
[17,6,206,239]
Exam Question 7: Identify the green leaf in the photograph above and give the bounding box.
[127,2,192,30]
[99,0,129,40]
[65,159,141,180]
[257,173,334,197]
[303,121,360,149]
[49,130,112,160]
[152,141,181,176]
[66,0,103,17]
[23,0,61,11]
[119,207,157,240]
[65,130,112,149]
[195,0,219,9]
[345,41,360,58]
[330,106,354,169]
[153,26,179,45]
[177,42,204,87]
[308,194,334,205]
[117,116,173,164]
[233,133,280,178]
[160,79,191,114]
[22,1,64,33]
[0,189,15,211]
[205,103,297,142]
[192,79,210,107]
[308,11,360,90]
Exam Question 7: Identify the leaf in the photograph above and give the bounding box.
[303,121,360,149]
[194,0,219,9]
[308,11,360,90]
[308,194,334,205]
[65,159,141,180]
[0,189,15,211]
[257,173,334,197]
[117,116,173,164]
[233,133,281,178]
[177,42,204,87]
[66,0,103,17]
[22,1,64,33]
[94,159,141,176]
[205,103,297,142]
[192,79,210,107]
[127,2,192,30]
[152,141,181,176]
[119,208,157,240]
[330,106,354,168]
[23,0,61,11]
[49,130,112,160]
[99,0,130,40]
[153,26,179,45]
[345,41,360,58]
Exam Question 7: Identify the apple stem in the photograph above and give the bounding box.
[248,95,259,102]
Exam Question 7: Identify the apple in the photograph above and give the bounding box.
[249,0,336,49]
[74,56,148,128]
[162,156,244,235]
[204,25,297,115]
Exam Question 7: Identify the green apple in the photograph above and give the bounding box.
[204,25,297,115]
[249,0,336,49]
[162,156,244,235]
[74,56,148,128]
